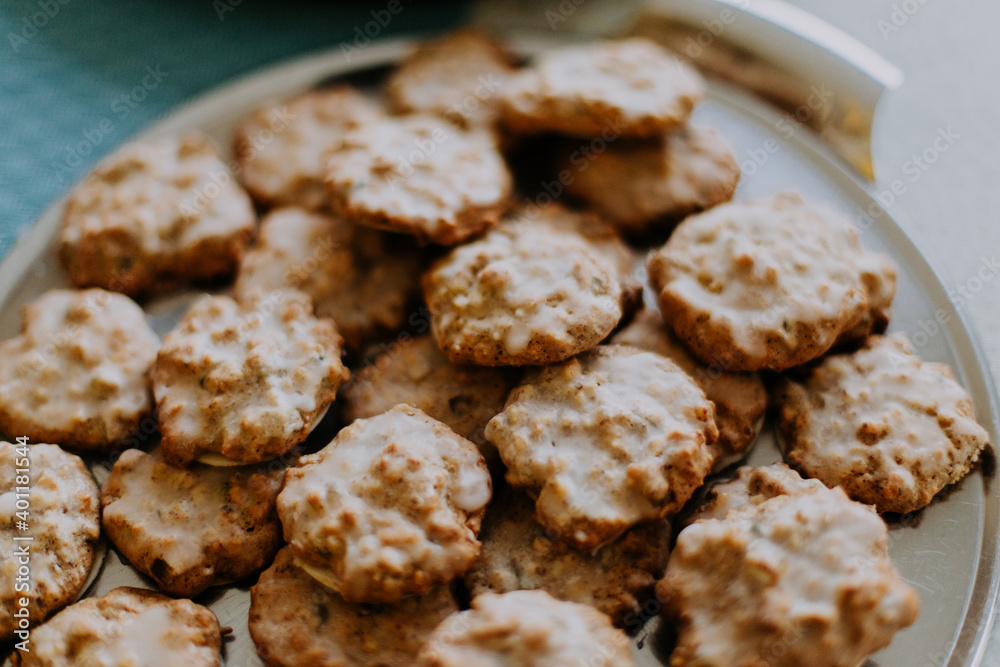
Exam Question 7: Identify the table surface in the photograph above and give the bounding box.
[2,0,999,662]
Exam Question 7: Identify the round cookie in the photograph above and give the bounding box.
[777,333,991,514]
[686,463,825,525]
[101,447,287,597]
[277,404,492,603]
[341,334,520,469]
[234,85,382,210]
[463,487,670,627]
[0,442,100,641]
[12,586,222,667]
[59,132,255,297]
[659,487,920,667]
[152,290,349,466]
[234,206,424,352]
[0,288,159,451]
[611,308,767,464]
[499,37,703,139]
[250,547,459,667]
[325,114,512,245]
[416,590,634,667]
[562,126,739,234]
[647,192,897,371]
[386,30,514,129]
[485,345,717,550]
[422,209,630,366]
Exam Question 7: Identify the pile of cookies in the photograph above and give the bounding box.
[0,29,991,667]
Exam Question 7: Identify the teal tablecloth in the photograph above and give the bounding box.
[0,0,467,259]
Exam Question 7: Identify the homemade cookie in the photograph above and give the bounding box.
[563,126,739,234]
[386,30,514,129]
[647,192,897,371]
[423,210,629,366]
[416,590,634,667]
[152,290,349,466]
[686,463,825,525]
[659,487,920,667]
[0,289,159,451]
[60,132,255,297]
[325,114,512,245]
[234,86,382,210]
[485,345,717,550]
[611,308,767,462]
[277,404,491,603]
[101,447,287,597]
[777,333,991,514]
[250,547,459,667]
[464,487,670,627]
[499,37,703,138]
[13,586,222,667]
[234,207,424,352]
[341,334,520,469]
[0,442,100,641]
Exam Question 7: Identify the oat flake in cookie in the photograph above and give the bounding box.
[563,126,739,234]
[325,114,512,245]
[485,345,717,550]
[152,290,349,466]
[416,590,634,667]
[499,37,703,139]
[464,487,670,628]
[101,447,287,597]
[659,486,920,667]
[778,333,991,514]
[611,308,767,464]
[277,404,491,603]
[234,207,424,352]
[647,192,897,371]
[0,442,100,641]
[250,547,459,667]
[341,334,520,470]
[59,132,255,297]
[0,288,159,451]
[12,586,222,667]
[233,85,382,210]
[386,30,514,129]
[422,208,630,366]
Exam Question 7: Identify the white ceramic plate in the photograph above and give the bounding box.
[1,36,997,667]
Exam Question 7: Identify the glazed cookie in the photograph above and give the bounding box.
[499,37,703,138]
[386,30,514,129]
[60,132,255,297]
[13,586,222,667]
[0,442,100,641]
[0,289,159,451]
[341,334,520,468]
[325,114,513,245]
[611,308,767,462]
[647,192,897,371]
[152,290,349,466]
[250,547,459,667]
[485,345,717,550]
[659,487,920,667]
[234,207,424,352]
[101,447,287,597]
[234,86,382,209]
[686,463,825,525]
[277,404,492,603]
[422,210,629,366]
[416,590,634,667]
[464,488,671,627]
[563,126,739,234]
[777,333,991,514]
